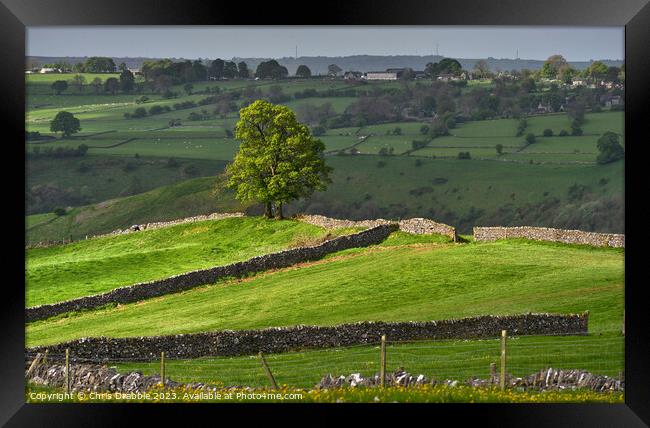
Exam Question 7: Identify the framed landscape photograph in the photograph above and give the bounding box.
[2,0,649,424]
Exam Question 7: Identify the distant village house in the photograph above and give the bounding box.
[364,71,398,81]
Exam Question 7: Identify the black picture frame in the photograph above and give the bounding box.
[2,0,648,425]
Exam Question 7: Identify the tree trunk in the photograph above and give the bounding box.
[275,202,283,220]
[264,202,273,219]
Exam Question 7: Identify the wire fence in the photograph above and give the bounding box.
[28,330,624,390]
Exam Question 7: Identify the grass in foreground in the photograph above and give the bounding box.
[26,239,624,346]
[108,333,623,389]
[26,216,329,306]
[25,383,623,403]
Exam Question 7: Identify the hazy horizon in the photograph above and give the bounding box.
[26,26,624,62]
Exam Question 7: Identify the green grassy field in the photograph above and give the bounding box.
[110,332,623,389]
[25,74,624,242]
[26,216,332,306]
[27,155,227,213]
[26,154,624,244]
[26,238,623,346]
[25,175,252,245]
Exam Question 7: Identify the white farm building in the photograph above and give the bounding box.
[364,71,398,81]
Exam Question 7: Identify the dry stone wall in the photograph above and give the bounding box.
[26,362,214,393]
[26,313,587,361]
[317,367,623,392]
[473,226,624,248]
[297,214,457,241]
[26,224,398,322]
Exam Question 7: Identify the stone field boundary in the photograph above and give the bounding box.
[26,313,588,361]
[26,224,398,322]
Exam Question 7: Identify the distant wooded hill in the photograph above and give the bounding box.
[26,55,623,75]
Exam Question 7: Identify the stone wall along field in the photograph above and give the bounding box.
[26,364,621,394]
[26,313,588,361]
[473,226,624,248]
[317,367,623,392]
[297,214,457,241]
[26,362,213,393]
[26,224,398,322]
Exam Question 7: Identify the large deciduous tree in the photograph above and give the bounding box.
[71,74,86,93]
[596,131,624,164]
[295,65,312,78]
[84,56,116,73]
[226,100,332,219]
[50,111,81,138]
[51,80,68,95]
[540,54,568,79]
[119,69,135,93]
[425,58,462,78]
[255,60,289,79]
[104,77,120,95]
[586,61,609,80]
[237,61,250,78]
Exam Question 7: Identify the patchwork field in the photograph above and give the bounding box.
[26,73,624,244]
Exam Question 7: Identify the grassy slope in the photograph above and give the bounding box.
[26,239,624,346]
[25,175,252,245]
[26,155,227,213]
[26,217,329,307]
[26,154,624,244]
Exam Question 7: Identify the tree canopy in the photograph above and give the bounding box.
[50,111,81,138]
[296,65,312,78]
[425,58,462,77]
[596,131,624,164]
[237,61,250,78]
[540,54,569,79]
[226,100,332,219]
[83,57,116,73]
[51,80,68,95]
[255,60,289,79]
[119,69,135,93]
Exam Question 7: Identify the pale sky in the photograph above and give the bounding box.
[26,26,624,61]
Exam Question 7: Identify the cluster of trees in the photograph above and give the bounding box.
[209,59,250,79]
[124,104,173,119]
[50,69,136,95]
[539,55,624,84]
[142,59,208,84]
[425,58,463,77]
[28,144,88,159]
[81,57,118,73]
[255,60,289,79]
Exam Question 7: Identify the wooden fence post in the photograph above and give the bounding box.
[380,335,387,388]
[65,348,70,394]
[259,351,278,390]
[160,351,165,387]
[490,362,497,385]
[26,353,43,379]
[500,330,507,391]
